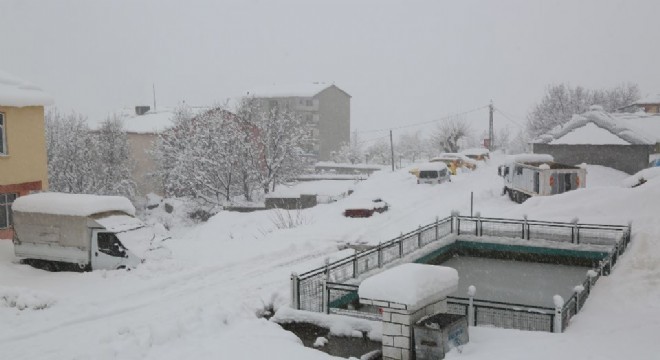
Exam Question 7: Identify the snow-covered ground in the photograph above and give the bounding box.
[1,156,659,359]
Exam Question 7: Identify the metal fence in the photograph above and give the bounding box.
[292,216,453,312]
[456,216,631,247]
[447,297,556,332]
[291,215,631,324]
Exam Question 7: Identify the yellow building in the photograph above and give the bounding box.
[0,70,53,239]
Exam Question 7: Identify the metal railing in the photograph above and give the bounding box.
[291,214,631,318]
[291,216,453,312]
[456,215,631,247]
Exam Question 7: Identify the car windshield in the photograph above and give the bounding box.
[419,171,439,179]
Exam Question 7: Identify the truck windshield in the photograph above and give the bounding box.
[97,233,127,258]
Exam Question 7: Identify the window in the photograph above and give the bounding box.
[0,113,6,155]
[97,233,127,258]
[306,99,313,106]
[0,193,17,229]
[515,166,523,175]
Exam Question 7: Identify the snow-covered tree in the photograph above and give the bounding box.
[429,116,473,153]
[154,105,245,205]
[527,83,640,137]
[397,131,427,162]
[93,115,136,197]
[365,138,393,165]
[45,109,135,198]
[332,130,363,164]
[236,97,309,194]
[46,109,99,194]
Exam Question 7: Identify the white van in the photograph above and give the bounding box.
[417,162,451,184]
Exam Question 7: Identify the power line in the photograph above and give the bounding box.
[494,107,526,129]
[356,104,490,135]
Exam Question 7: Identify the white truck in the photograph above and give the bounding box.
[12,192,167,271]
[497,154,587,203]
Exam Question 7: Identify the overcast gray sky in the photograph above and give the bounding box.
[2,0,659,140]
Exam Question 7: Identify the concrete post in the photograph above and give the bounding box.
[290,272,299,309]
[553,295,564,333]
[322,279,329,314]
[467,285,476,326]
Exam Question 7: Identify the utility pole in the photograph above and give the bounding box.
[390,130,395,171]
[153,83,157,111]
[488,100,494,151]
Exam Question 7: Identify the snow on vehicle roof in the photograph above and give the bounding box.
[0,69,54,107]
[533,109,654,145]
[246,83,342,98]
[417,162,448,171]
[359,263,458,306]
[12,193,136,217]
[506,153,554,163]
[94,214,144,233]
[461,148,490,156]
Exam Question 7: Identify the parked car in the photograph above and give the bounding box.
[461,148,490,162]
[343,198,389,218]
[430,153,476,174]
[416,162,451,184]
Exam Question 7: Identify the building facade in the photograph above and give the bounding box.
[0,70,53,239]
[248,83,351,161]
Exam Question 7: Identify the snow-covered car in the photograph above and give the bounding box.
[430,153,477,174]
[343,198,389,218]
[461,148,490,162]
[416,162,451,184]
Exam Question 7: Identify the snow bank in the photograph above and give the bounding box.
[12,192,136,217]
[359,263,458,305]
[271,306,382,341]
[0,69,54,107]
[0,286,56,310]
[622,167,660,188]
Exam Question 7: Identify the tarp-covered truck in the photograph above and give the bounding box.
[12,193,167,271]
[498,154,587,203]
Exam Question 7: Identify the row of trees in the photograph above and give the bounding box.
[152,98,309,205]
[46,110,135,197]
[332,117,528,166]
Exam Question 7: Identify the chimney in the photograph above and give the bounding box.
[135,106,151,116]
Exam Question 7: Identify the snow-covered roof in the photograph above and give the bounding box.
[634,93,660,105]
[534,109,655,145]
[612,112,660,144]
[246,83,344,98]
[12,193,136,217]
[0,70,54,107]
[358,263,458,306]
[115,107,209,134]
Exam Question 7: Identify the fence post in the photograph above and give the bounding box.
[322,279,329,314]
[378,242,383,268]
[468,285,476,326]
[475,212,481,236]
[418,225,422,248]
[399,232,404,258]
[435,216,439,241]
[553,295,564,333]
[572,218,579,244]
[523,215,528,240]
[324,257,330,280]
[353,252,358,278]
[290,272,300,309]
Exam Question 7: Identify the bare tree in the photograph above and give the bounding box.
[527,83,640,137]
[397,131,427,162]
[429,116,473,153]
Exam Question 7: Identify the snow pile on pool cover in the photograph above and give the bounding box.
[12,193,136,217]
[359,263,458,305]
